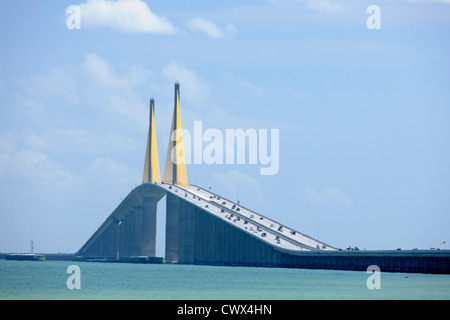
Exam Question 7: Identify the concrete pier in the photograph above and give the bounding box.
[141,196,159,257]
[77,183,165,258]
[165,193,181,262]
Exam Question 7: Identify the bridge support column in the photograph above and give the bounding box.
[119,209,132,257]
[165,193,180,262]
[141,196,158,257]
[119,206,142,257]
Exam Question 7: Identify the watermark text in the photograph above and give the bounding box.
[366,265,381,289]
[367,5,381,30]
[169,121,279,176]
[66,265,81,289]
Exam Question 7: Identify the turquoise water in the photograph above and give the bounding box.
[0,260,449,299]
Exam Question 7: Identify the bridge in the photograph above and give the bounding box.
[76,83,449,274]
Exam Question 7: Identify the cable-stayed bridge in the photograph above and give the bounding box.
[76,83,449,274]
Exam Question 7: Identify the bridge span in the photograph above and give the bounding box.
[77,180,336,262]
[76,82,449,274]
[76,181,449,273]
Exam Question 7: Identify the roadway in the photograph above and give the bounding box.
[158,183,338,253]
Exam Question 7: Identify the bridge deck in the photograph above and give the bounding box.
[159,183,337,253]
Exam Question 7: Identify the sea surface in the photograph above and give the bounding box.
[0,259,449,300]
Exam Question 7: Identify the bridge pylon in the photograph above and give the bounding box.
[163,82,189,188]
[142,98,161,184]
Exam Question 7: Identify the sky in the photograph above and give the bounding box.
[0,0,449,255]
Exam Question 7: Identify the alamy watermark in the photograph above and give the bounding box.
[66,4,381,31]
[367,5,381,30]
[66,265,81,290]
[66,5,81,30]
[366,265,381,290]
[168,121,279,176]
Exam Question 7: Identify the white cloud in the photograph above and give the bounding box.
[84,157,139,187]
[1,148,82,188]
[25,133,48,149]
[306,186,350,206]
[162,60,212,108]
[13,67,80,127]
[15,69,79,104]
[14,53,151,128]
[0,133,15,154]
[157,61,270,139]
[13,95,46,124]
[224,24,238,37]
[0,130,139,189]
[27,129,141,154]
[82,52,149,88]
[6,53,157,190]
[79,0,176,34]
[187,18,237,38]
[81,53,150,126]
[82,52,126,88]
[0,130,83,188]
